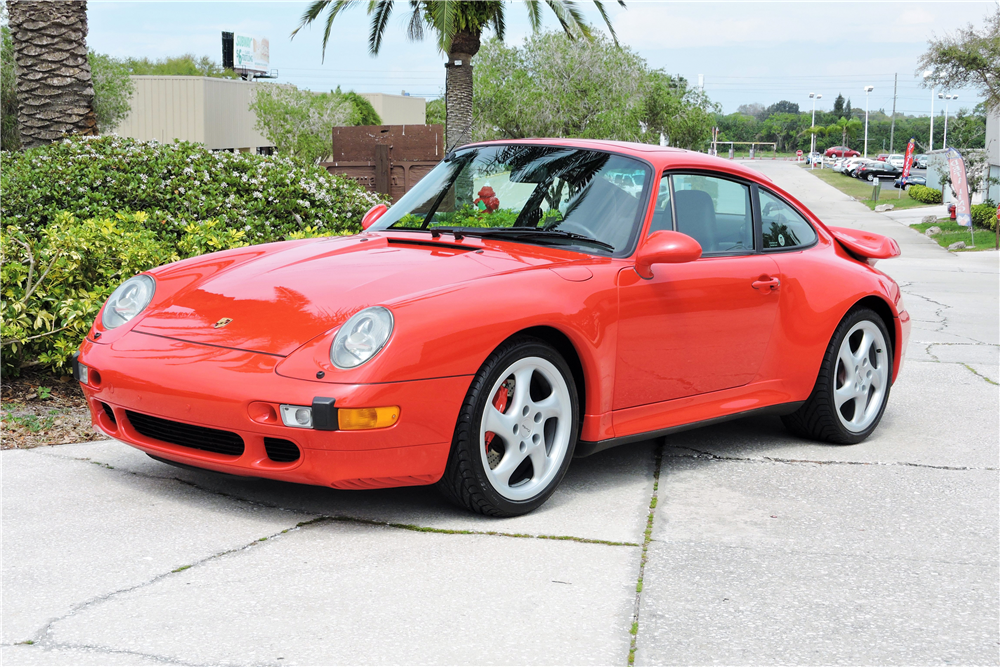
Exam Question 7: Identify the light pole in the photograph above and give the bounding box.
[863,86,873,158]
[809,92,822,167]
[924,69,935,150]
[938,93,957,148]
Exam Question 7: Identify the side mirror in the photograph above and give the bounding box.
[361,203,388,231]
[634,230,702,279]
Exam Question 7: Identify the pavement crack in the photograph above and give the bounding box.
[29,521,316,647]
[628,443,663,666]
[962,363,999,385]
[321,515,640,546]
[665,447,998,471]
[9,641,209,666]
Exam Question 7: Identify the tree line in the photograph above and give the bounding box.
[716,98,987,154]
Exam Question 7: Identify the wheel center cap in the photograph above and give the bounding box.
[520,420,532,436]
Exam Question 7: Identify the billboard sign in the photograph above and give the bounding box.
[234,34,269,73]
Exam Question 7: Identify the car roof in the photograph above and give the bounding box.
[458,138,773,183]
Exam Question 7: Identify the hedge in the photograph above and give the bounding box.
[908,185,943,204]
[0,135,385,240]
[970,202,998,230]
[1,136,388,375]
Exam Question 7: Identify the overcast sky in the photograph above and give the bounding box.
[87,1,994,116]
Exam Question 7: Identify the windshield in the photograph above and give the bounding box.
[369,145,652,255]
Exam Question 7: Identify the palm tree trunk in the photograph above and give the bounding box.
[7,0,97,149]
[444,29,480,152]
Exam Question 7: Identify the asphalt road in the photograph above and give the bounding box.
[4,161,998,666]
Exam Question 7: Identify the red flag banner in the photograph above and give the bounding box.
[946,148,972,227]
[902,138,916,179]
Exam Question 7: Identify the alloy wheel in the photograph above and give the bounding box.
[479,357,573,501]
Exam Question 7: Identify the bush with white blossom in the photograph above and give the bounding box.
[1,135,386,240]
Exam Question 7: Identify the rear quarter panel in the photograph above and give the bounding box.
[759,231,902,397]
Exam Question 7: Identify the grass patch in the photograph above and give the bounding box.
[800,165,932,210]
[910,219,998,252]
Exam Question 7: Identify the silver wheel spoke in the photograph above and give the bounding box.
[834,382,856,408]
[528,444,549,479]
[493,449,528,486]
[838,346,855,376]
[484,406,516,442]
[534,394,562,421]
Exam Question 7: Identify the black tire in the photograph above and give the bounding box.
[436,336,579,516]
[782,307,893,445]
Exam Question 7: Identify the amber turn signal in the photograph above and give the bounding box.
[337,406,400,430]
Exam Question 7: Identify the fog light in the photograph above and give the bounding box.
[337,406,399,430]
[77,364,89,385]
[279,404,313,429]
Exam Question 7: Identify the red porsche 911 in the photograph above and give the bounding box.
[75,140,910,516]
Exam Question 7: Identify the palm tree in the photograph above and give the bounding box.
[826,117,863,149]
[292,0,624,150]
[6,0,97,148]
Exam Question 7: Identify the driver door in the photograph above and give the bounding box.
[615,173,781,410]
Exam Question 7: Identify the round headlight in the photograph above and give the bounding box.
[331,306,394,369]
[101,275,155,329]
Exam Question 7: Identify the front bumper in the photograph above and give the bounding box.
[77,333,471,489]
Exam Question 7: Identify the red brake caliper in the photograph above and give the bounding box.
[484,384,510,450]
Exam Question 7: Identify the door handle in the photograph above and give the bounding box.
[752,277,781,291]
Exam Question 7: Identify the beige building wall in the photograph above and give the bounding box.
[114,76,271,151]
[359,93,426,125]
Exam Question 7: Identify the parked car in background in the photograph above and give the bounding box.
[825,146,861,158]
[893,175,926,189]
[915,154,929,169]
[888,154,905,169]
[856,162,902,182]
[876,154,889,162]
[844,158,873,177]
[806,152,824,166]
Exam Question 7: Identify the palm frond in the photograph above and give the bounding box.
[523,0,543,32]
[542,0,590,40]
[428,0,456,53]
[406,0,425,41]
[491,4,506,41]
[368,0,395,55]
[590,0,620,45]
[291,0,333,38]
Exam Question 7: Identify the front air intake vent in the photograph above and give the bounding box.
[125,411,245,457]
[264,438,300,463]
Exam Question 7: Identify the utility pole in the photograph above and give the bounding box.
[889,73,897,153]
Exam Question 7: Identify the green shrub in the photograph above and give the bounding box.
[0,135,386,240]
[970,202,998,230]
[2,212,176,374]
[908,185,943,204]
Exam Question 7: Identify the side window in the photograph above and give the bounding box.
[671,174,753,254]
[759,189,818,250]
[648,174,672,234]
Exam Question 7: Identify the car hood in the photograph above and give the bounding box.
[133,233,585,356]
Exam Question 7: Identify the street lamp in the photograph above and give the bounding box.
[924,69,935,150]
[863,85,874,158]
[938,93,957,148]
[809,92,822,167]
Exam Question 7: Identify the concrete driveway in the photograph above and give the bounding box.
[4,161,997,666]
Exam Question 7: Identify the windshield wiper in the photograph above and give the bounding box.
[433,227,616,253]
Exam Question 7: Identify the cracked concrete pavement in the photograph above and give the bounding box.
[4,162,997,665]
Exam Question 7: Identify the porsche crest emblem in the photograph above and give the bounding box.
[213,318,233,329]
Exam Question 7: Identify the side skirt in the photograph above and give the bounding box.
[574,401,804,458]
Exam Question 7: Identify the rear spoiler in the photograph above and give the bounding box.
[827,226,901,266]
